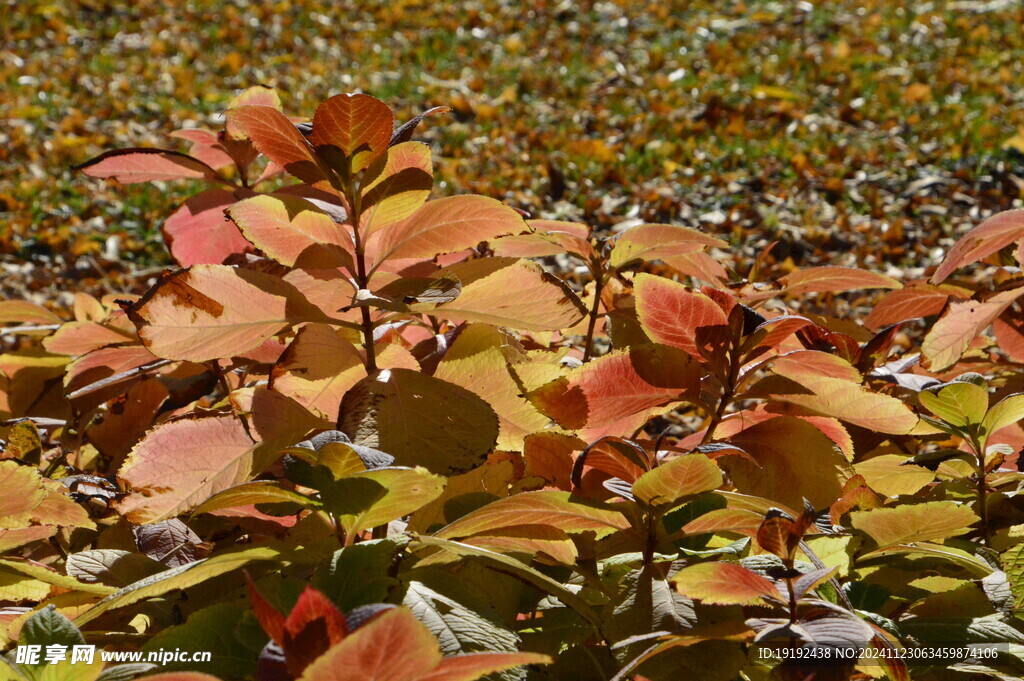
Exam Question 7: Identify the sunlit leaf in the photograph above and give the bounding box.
[226,105,330,186]
[781,266,902,295]
[610,224,725,270]
[848,501,979,549]
[75,148,222,184]
[371,196,526,265]
[633,273,729,358]
[228,194,352,268]
[308,93,394,174]
[361,141,433,235]
[436,490,629,539]
[631,455,723,511]
[423,258,586,331]
[932,209,1024,283]
[922,287,1024,371]
[128,264,328,362]
[116,413,257,524]
[672,562,783,605]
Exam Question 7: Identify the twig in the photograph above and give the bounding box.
[66,359,174,400]
[0,324,61,337]
[0,417,67,429]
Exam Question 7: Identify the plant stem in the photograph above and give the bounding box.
[970,433,991,547]
[968,431,991,547]
[345,175,377,372]
[701,350,739,445]
[582,271,605,362]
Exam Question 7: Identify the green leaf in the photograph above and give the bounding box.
[1001,542,1024,610]
[982,393,1024,439]
[920,381,989,428]
[191,481,317,517]
[313,535,410,611]
[142,602,258,678]
[435,491,630,540]
[0,560,113,596]
[73,546,282,626]
[322,467,445,536]
[21,605,85,648]
[410,535,603,633]
[402,571,522,680]
[631,455,722,512]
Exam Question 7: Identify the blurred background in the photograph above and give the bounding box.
[3,0,1024,300]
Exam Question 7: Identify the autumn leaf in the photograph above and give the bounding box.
[127,265,330,362]
[370,196,527,266]
[932,209,1024,283]
[75,148,224,184]
[340,369,499,475]
[780,266,902,295]
[672,562,783,605]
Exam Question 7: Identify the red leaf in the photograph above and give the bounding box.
[246,575,286,646]
[530,345,700,440]
[282,586,349,677]
[170,128,236,169]
[75,148,222,184]
[932,209,1024,283]
[633,274,729,359]
[162,188,255,267]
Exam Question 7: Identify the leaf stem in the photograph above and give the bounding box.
[582,270,605,362]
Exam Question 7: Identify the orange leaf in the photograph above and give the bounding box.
[864,284,954,331]
[417,652,552,681]
[370,196,527,266]
[932,209,1024,284]
[128,265,328,362]
[757,352,918,434]
[297,607,441,681]
[672,562,783,605]
[116,414,256,523]
[610,223,725,270]
[309,93,394,173]
[228,194,352,268]
[922,288,1024,371]
[781,266,902,295]
[530,345,700,440]
[226,105,330,186]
